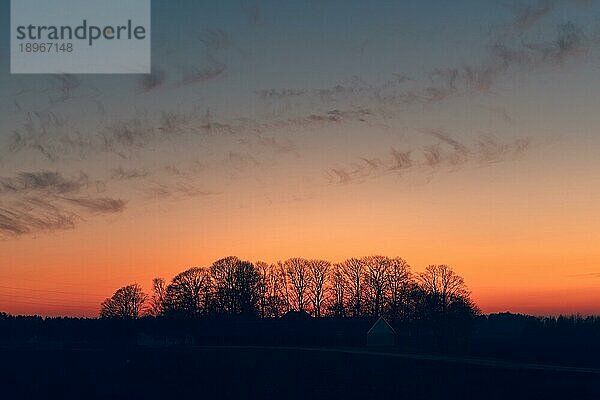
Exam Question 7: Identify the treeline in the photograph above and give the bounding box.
[101,256,479,323]
[471,313,600,367]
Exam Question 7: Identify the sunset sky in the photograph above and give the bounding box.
[1,0,600,317]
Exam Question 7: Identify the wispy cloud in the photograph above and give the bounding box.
[0,171,86,195]
[327,133,530,185]
[0,171,126,237]
[256,89,307,101]
[524,21,590,63]
[13,74,103,115]
[138,68,167,92]
[506,0,596,33]
[425,130,471,157]
[62,197,126,213]
[0,201,76,236]
[176,28,231,86]
[252,134,297,155]
[110,167,151,181]
[568,272,600,278]
[180,62,227,85]
[225,151,261,172]
[510,0,558,32]
[255,18,597,113]
[144,182,216,199]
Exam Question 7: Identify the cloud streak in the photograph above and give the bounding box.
[110,167,150,181]
[0,171,86,195]
[138,68,167,92]
[255,19,597,113]
[0,171,126,237]
[0,202,76,236]
[62,197,127,214]
[327,133,530,185]
[510,0,558,33]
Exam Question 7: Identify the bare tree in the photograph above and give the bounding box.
[363,256,392,317]
[235,259,263,315]
[329,263,346,317]
[276,261,291,313]
[418,264,469,315]
[100,283,147,319]
[284,258,310,312]
[342,257,366,317]
[148,277,167,316]
[308,259,330,317]
[210,257,237,314]
[164,267,211,317]
[210,256,262,315]
[386,258,412,321]
[257,261,288,317]
[256,261,270,317]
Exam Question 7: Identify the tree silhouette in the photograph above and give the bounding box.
[418,264,470,317]
[256,261,270,317]
[328,263,347,317]
[257,261,288,317]
[100,284,147,319]
[386,257,412,322]
[149,277,166,316]
[163,267,211,317]
[277,261,292,312]
[99,256,478,326]
[363,256,391,317]
[307,259,330,317]
[210,256,262,316]
[342,258,366,317]
[284,258,310,312]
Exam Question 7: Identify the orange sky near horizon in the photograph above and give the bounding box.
[2,138,599,318]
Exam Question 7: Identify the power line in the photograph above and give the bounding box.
[0,293,99,306]
[0,284,101,298]
[0,298,97,309]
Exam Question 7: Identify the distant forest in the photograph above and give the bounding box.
[3,256,600,367]
[100,256,479,324]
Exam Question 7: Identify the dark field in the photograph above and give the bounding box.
[1,346,599,400]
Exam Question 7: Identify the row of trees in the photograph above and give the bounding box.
[100,256,479,321]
